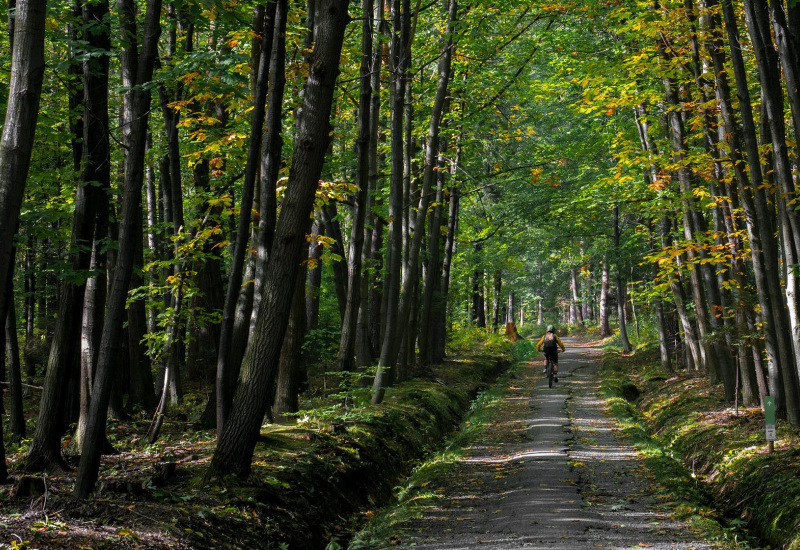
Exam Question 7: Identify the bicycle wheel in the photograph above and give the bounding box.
[547,358,554,388]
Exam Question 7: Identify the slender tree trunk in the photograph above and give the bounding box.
[599,260,611,337]
[613,205,632,353]
[0,0,46,327]
[75,0,162,498]
[306,219,323,331]
[720,0,795,418]
[320,202,349,320]
[127,206,157,412]
[215,0,278,434]
[5,273,25,436]
[209,0,350,479]
[274,264,308,422]
[27,0,111,471]
[337,0,375,372]
[373,0,410,396]
[491,272,502,333]
[423,164,449,350]
[570,267,584,328]
[433,184,459,362]
[252,0,289,327]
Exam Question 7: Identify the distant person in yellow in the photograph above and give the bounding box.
[536,325,565,382]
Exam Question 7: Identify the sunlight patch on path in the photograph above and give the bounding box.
[391,341,712,550]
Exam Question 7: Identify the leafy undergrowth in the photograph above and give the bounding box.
[0,337,512,549]
[600,347,800,550]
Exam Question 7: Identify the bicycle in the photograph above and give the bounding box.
[544,355,556,388]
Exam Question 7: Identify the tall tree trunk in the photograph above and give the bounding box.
[252,0,289,327]
[337,0,375,372]
[0,0,46,325]
[5,270,25,436]
[570,267,584,328]
[27,0,110,471]
[74,0,162,498]
[209,0,350,479]
[127,205,157,412]
[356,0,385,368]
[74,235,109,449]
[744,0,800,421]
[215,0,277,434]
[599,260,611,337]
[274,258,309,422]
[373,0,411,396]
[614,205,632,353]
[320,202,349,320]
[377,0,459,389]
[433,184,459,362]
[419,142,447,362]
[491,272,502,333]
[719,0,793,415]
[306,219,323,331]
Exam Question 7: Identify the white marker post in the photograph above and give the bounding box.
[764,396,776,454]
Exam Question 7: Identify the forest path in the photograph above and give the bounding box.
[394,339,712,549]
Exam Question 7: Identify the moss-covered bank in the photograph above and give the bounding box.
[600,349,800,550]
[185,348,513,549]
[1,340,512,549]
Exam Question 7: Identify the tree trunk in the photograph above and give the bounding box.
[252,0,289,327]
[320,202,350,321]
[273,265,308,422]
[209,0,350,479]
[337,0,375,372]
[372,0,411,397]
[599,260,611,337]
[306,219,323,332]
[5,274,25,436]
[27,0,111,470]
[433,184,459,362]
[74,0,162,498]
[0,0,46,322]
[719,0,795,418]
[127,209,157,412]
[613,205,632,353]
[570,267,584,328]
[215,0,278,434]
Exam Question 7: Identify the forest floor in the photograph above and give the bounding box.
[351,339,725,549]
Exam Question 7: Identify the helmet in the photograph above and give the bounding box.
[547,325,554,332]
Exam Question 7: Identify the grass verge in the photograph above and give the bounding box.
[348,341,537,549]
[599,346,800,550]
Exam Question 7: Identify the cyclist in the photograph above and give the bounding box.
[536,325,565,382]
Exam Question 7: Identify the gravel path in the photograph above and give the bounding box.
[394,340,712,549]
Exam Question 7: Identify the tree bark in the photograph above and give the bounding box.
[209,0,350,479]
[599,260,611,337]
[252,0,289,327]
[273,254,309,422]
[613,205,632,353]
[433,184,459,362]
[5,270,25,436]
[215,0,278,434]
[320,202,350,321]
[74,0,162,497]
[306,219,323,331]
[0,0,47,357]
[336,0,374,372]
[372,0,411,395]
[570,267,584,328]
[718,0,793,415]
